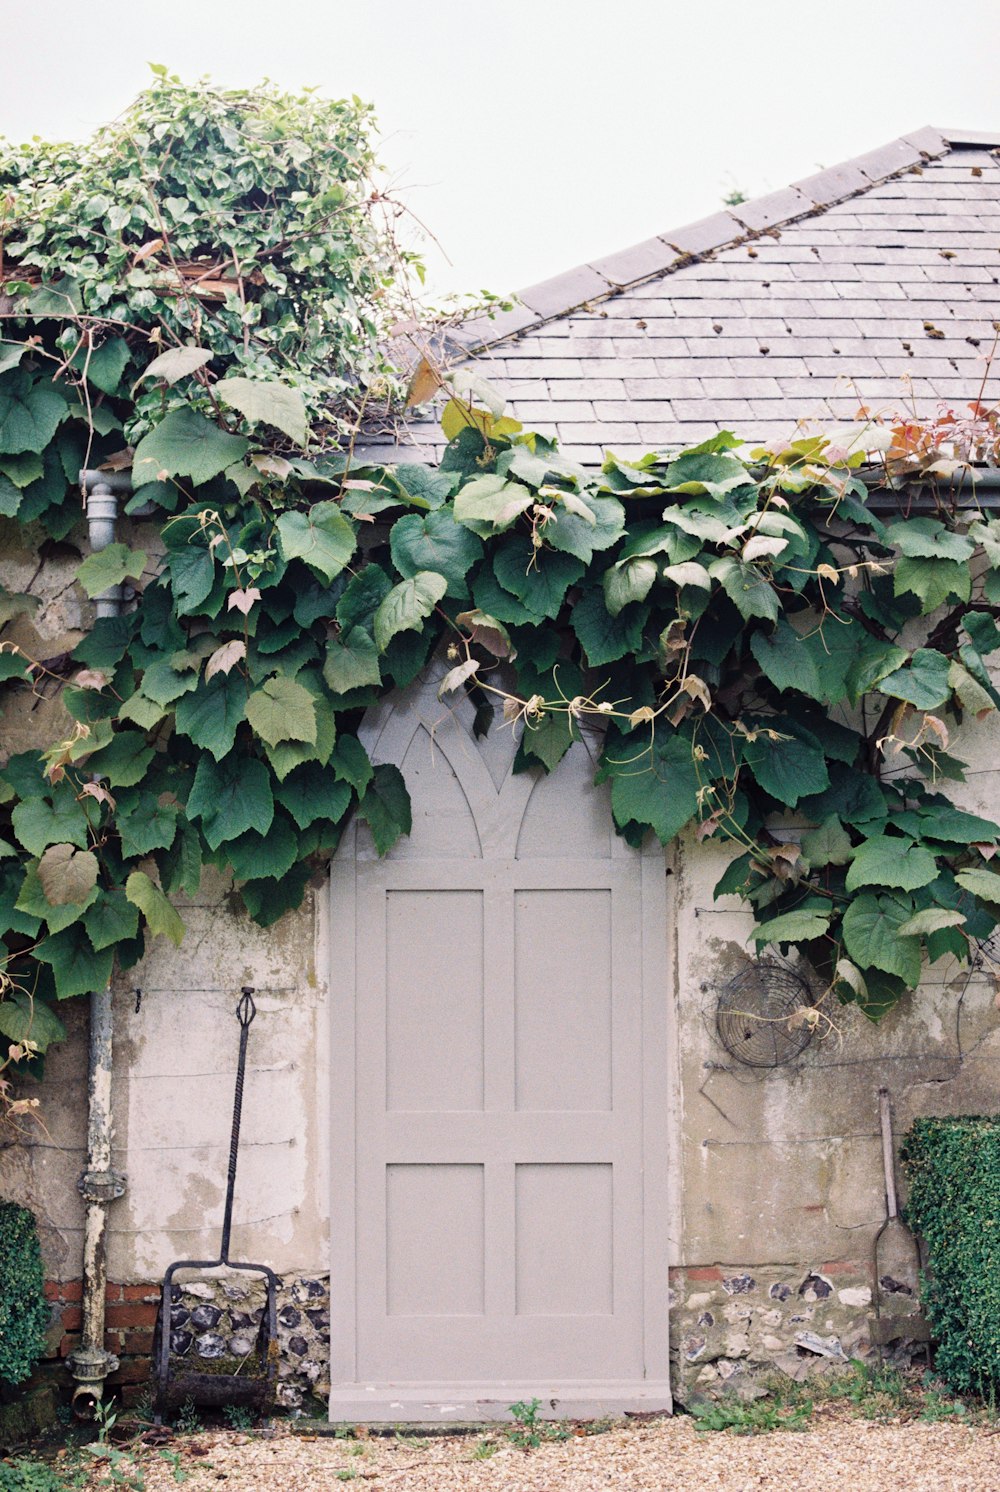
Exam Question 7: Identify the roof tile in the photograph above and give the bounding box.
[794,162,870,205]
[853,139,926,179]
[588,237,680,286]
[518,264,611,318]
[662,210,745,256]
[731,186,812,230]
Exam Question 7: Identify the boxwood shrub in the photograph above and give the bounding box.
[0,1203,48,1387]
[903,1116,1000,1397]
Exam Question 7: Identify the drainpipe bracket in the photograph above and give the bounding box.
[66,1344,120,1384]
[77,1168,127,1203]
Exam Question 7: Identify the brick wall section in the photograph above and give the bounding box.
[43,1280,160,1392]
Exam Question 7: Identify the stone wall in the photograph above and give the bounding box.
[40,1272,331,1411]
[667,1260,924,1403]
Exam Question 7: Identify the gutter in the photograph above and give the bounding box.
[864,466,1000,513]
[65,472,131,1416]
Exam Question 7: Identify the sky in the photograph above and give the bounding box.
[3,0,1000,299]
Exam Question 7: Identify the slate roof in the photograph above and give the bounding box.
[367,126,1000,464]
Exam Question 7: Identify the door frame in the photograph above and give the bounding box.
[328,670,681,1421]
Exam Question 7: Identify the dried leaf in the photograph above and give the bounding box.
[98,448,134,472]
[72,669,108,691]
[38,842,99,906]
[696,810,724,842]
[437,658,480,698]
[742,534,788,562]
[682,675,712,711]
[251,453,293,480]
[227,587,261,616]
[80,782,116,810]
[205,639,246,680]
[406,356,443,409]
[133,238,165,262]
[455,609,515,659]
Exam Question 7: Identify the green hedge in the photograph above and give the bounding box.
[0,1203,48,1387]
[903,1116,1000,1397]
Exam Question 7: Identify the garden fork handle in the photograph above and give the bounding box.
[879,1087,898,1221]
[220,988,256,1263]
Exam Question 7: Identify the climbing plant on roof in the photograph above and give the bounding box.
[2,72,1000,1094]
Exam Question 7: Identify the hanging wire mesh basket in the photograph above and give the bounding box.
[715,959,816,1067]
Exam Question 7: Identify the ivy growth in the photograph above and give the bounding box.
[2,75,1000,1085]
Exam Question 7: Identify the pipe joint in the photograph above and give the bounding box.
[77,1168,127,1204]
[67,1344,120,1382]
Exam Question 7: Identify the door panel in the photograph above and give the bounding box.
[386,890,484,1112]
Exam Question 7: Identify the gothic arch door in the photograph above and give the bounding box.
[329,666,674,1421]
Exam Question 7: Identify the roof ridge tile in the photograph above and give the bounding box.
[449,127,958,357]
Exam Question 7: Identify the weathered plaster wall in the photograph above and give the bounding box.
[0,880,330,1282]
[672,832,1000,1269]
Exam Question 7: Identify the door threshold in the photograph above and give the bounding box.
[328,1381,673,1424]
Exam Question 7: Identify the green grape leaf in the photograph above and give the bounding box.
[744,730,829,808]
[800,815,854,867]
[125,870,185,945]
[844,835,938,893]
[896,907,966,939]
[751,908,832,945]
[217,377,308,445]
[894,555,970,614]
[246,674,317,747]
[571,585,648,666]
[275,763,352,830]
[82,889,140,952]
[75,544,147,599]
[36,930,115,1000]
[132,407,249,487]
[175,672,247,760]
[323,627,382,693]
[955,866,1000,904]
[390,509,482,597]
[841,892,922,986]
[330,734,373,795]
[750,621,823,699]
[86,730,154,788]
[276,501,356,583]
[0,990,66,1053]
[186,755,274,850]
[11,791,89,856]
[373,571,447,653]
[356,763,411,855]
[495,541,585,620]
[0,374,67,455]
[608,735,701,845]
[222,814,300,882]
[115,793,178,858]
[709,556,779,622]
[879,649,951,710]
[603,557,658,618]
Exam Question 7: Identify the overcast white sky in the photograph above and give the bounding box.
[4,0,999,298]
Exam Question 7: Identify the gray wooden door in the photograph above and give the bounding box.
[329,669,674,1421]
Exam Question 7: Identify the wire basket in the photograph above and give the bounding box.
[715,959,815,1067]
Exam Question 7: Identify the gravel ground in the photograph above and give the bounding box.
[131,1411,1000,1492]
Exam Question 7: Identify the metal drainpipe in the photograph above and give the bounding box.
[66,473,132,1416]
